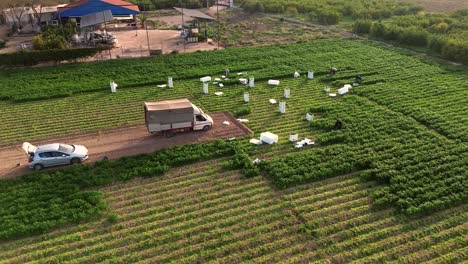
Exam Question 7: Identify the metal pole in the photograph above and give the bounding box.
[181,2,186,53]
[102,11,112,59]
[58,13,65,39]
[143,3,150,54]
[217,0,219,49]
[146,25,150,53]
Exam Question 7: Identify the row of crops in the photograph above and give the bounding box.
[0,39,466,253]
[0,40,465,142]
[0,140,243,240]
[0,162,465,263]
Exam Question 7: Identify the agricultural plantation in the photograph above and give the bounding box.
[0,39,467,262]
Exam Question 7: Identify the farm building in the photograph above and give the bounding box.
[55,0,140,26]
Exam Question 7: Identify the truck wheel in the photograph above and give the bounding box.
[33,164,43,171]
[71,158,81,165]
[203,125,210,131]
[165,131,175,138]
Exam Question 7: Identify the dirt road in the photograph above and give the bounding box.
[0,112,252,178]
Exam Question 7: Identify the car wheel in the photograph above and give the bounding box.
[203,125,210,131]
[71,158,81,165]
[33,164,43,171]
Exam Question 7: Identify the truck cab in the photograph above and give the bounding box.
[193,104,214,131]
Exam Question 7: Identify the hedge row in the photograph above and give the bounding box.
[0,47,110,66]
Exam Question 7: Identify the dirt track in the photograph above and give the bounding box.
[0,112,252,178]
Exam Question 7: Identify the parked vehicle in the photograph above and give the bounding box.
[144,99,214,137]
[22,142,89,170]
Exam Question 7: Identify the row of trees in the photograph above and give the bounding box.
[353,10,468,64]
[0,0,64,31]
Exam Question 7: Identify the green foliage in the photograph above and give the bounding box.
[369,13,468,64]
[32,34,66,50]
[237,0,421,18]
[233,106,251,118]
[222,145,259,177]
[0,39,466,219]
[353,20,372,34]
[316,8,341,25]
[241,0,265,13]
[32,22,77,50]
[106,214,119,224]
[0,140,236,240]
[0,47,109,67]
[261,96,467,215]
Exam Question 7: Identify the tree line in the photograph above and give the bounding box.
[354,9,468,64]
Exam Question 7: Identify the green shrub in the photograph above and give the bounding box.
[106,214,119,224]
[353,20,372,34]
[316,8,341,25]
[242,0,265,13]
[234,107,251,118]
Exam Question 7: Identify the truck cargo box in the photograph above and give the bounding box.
[144,99,194,132]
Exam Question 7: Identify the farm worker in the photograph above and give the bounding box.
[225,69,230,76]
[355,75,362,83]
[334,119,343,130]
[330,67,337,75]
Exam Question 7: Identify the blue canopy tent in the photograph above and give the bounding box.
[55,0,140,19]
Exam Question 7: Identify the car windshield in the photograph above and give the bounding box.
[58,144,75,153]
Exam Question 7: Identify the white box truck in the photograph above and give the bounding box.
[144,99,214,137]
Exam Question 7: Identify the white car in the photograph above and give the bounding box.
[22,142,89,170]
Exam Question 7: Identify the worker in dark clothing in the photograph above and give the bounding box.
[334,119,343,130]
[330,67,337,75]
[355,75,362,83]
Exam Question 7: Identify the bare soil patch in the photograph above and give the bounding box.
[400,0,468,12]
[0,35,34,54]
[0,112,251,179]
[217,10,339,47]
[109,29,220,57]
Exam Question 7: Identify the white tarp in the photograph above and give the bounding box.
[249,77,255,88]
[200,76,211,82]
[289,134,298,142]
[279,101,286,114]
[338,86,349,95]
[268,80,280,86]
[80,10,113,28]
[110,81,117,93]
[260,132,278,144]
[244,92,249,102]
[250,138,263,145]
[284,88,290,98]
[168,77,173,88]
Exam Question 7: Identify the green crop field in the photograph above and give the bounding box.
[0,39,466,262]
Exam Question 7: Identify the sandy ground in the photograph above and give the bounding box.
[109,29,220,58]
[0,34,34,54]
[0,112,252,179]
[150,5,226,26]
